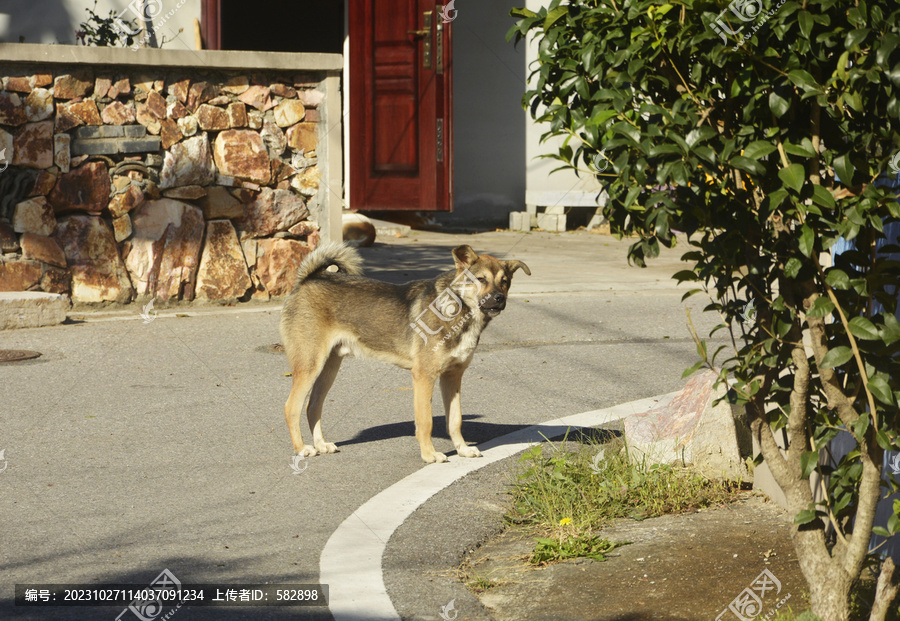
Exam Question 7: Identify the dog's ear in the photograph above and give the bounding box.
[452,245,478,269]
[505,260,531,276]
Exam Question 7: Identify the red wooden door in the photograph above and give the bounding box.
[349,0,453,211]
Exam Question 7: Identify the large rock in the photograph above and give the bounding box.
[126,199,205,301]
[0,291,70,329]
[24,88,54,122]
[286,122,318,153]
[195,220,252,300]
[0,222,19,253]
[235,187,308,239]
[196,186,244,220]
[13,121,53,168]
[622,370,752,481]
[0,259,42,291]
[0,92,27,126]
[256,238,312,296]
[13,196,56,235]
[64,100,102,125]
[101,101,136,125]
[196,104,229,131]
[54,73,92,99]
[159,133,216,189]
[53,216,132,303]
[20,232,66,267]
[47,161,111,214]
[213,130,271,185]
[273,99,306,128]
[108,184,145,218]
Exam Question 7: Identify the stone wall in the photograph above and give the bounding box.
[0,45,342,305]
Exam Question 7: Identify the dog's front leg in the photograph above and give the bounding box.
[440,366,482,458]
[413,369,447,463]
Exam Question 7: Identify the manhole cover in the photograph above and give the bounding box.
[0,350,42,363]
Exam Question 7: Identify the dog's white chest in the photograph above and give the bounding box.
[446,328,480,362]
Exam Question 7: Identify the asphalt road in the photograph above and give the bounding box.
[0,230,724,621]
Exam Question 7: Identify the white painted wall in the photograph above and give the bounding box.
[523,0,604,213]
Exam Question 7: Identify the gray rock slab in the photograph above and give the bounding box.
[0,291,69,330]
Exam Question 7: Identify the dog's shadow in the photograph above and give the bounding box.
[338,416,621,449]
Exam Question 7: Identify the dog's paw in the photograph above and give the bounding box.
[296,445,318,458]
[422,451,449,464]
[315,441,339,454]
[457,444,482,458]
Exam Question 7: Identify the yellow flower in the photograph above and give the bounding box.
[559,517,572,526]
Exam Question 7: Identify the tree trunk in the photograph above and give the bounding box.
[870,558,899,621]
[807,569,853,621]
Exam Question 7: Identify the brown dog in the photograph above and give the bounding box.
[280,242,530,462]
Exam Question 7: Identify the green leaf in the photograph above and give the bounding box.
[800,451,819,477]
[509,7,538,18]
[743,140,777,161]
[683,359,704,378]
[544,6,568,30]
[788,69,821,93]
[820,346,853,369]
[833,153,855,185]
[812,185,836,210]
[873,526,893,538]
[732,156,766,176]
[779,163,806,193]
[825,269,849,289]
[806,296,835,318]
[845,28,870,49]
[769,91,790,116]
[798,11,813,39]
[848,316,880,340]
[798,224,815,257]
[868,375,895,406]
[794,509,818,525]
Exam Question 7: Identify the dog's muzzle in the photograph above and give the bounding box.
[480,292,506,317]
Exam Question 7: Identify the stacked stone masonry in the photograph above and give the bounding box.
[0,67,324,304]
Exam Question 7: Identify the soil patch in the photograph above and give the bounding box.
[465,493,806,620]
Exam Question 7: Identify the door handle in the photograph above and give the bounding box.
[409,11,433,70]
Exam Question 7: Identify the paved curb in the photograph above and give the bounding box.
[0,291,70,330]
[319,392,675,621]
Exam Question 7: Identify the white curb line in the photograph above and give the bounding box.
[319,392,675,621]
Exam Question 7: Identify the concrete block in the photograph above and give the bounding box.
[536,213,566,232]
[0,291,70,330]
[75,125,124,139]
[508,211,530,231]
[623,369,752,481]
[544,204,565,215]
[72,139,120,155]
[124,124,148,138]
[120,137,161,153]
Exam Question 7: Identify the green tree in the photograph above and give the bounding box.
[509,1,900,619]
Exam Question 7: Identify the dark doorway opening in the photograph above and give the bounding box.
[217,0,343,53]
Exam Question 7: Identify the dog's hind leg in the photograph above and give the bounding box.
[307,351,342,454]
[413,368,447,463]
[285,354,328,457]
[440,365,482,458]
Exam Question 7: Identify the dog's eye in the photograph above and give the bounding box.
[477,277,487,284]
[501,279,509,286]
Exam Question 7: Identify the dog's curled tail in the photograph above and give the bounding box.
[292,241,363,287]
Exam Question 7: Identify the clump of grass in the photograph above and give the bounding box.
[466,573,500,593]
[505,434,742,562]
[530,532,620,565]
